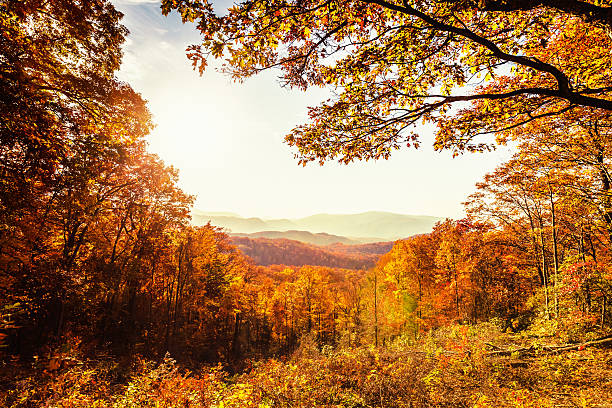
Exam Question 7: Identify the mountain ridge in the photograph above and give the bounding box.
[230,230,366,246]
[192,210,444,242]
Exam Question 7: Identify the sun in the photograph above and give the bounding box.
[147,97,227,168]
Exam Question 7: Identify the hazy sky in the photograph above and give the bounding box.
[113,0,513,219]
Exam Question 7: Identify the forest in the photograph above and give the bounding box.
[1,0,611,407]
[231,236,393,268]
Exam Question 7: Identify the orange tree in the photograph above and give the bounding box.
[162,0,612,162]
[465,109,612,328]
[0,0,152,350]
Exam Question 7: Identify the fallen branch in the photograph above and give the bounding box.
[543,335,612,353]
[487,335,612,357]
[390,336,612,361]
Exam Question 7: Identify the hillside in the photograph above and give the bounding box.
[193,210,442,241]
[231,236,392,268]
[326,241,395,256]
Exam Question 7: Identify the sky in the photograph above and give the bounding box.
[113,0,514,219]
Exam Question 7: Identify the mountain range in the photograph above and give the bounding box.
[231,230,363,246]
[191,210,443,243]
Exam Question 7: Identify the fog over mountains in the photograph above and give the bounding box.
[191,210,443,243]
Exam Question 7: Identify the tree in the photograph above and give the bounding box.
[434,221,465,320]
[465,108,612,327]
[162,0,612,163]
[0,0,148,208]
[0,0,156,351]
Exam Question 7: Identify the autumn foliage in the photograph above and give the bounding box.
[2,0,612,407]
[231,236,392,269]
[163,0,612,162]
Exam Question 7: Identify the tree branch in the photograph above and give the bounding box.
[362,0,612,110]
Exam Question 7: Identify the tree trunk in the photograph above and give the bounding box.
[539,228,550,319]
[549,186,559,320]
[231,312,241,358]
[374,269,378,347]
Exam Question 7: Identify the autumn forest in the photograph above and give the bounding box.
[1,0,612,407]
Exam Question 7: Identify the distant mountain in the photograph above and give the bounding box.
[192,210,443,241]
[191,212,297,233]
[293,211,442,240]
[231,230,362,246]
[192,209,241,217]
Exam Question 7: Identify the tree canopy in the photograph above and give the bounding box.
[162,0,612,163]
